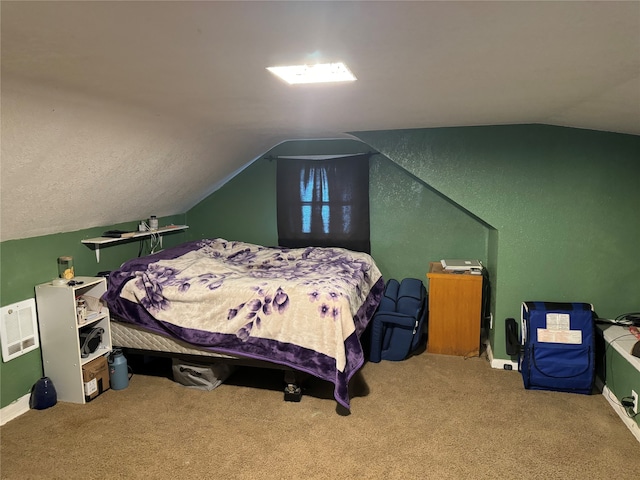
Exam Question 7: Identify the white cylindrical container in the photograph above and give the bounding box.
[149,216,158,230]
[76,297,87,325]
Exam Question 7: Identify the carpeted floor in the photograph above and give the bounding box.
[1,352,638,479]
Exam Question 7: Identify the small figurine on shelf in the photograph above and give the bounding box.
[76,296,87,324]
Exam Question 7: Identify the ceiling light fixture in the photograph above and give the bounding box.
[266,62,357,85]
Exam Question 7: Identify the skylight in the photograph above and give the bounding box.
[266,62,357,85]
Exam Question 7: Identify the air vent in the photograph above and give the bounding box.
[1,298,39,362]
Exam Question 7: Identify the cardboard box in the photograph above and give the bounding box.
[82,355,109,402]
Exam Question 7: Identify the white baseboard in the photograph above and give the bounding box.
[0,393,30,426]
[485,341,519,370]
[602,385,640,443]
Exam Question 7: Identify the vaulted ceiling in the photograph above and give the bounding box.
[1,1,639,241]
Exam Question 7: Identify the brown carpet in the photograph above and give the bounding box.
[1,352,638,479]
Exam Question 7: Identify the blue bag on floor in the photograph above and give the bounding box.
[520,301,595,394]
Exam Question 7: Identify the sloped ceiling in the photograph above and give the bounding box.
[1,1,639,242]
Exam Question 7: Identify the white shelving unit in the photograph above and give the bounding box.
[81,224,189,261]
[35,276,112,404]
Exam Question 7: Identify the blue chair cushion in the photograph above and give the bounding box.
[369,278,428,362]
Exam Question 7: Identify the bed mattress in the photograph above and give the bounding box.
[111,319,234,359]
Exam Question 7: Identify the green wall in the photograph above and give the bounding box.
[0,215,187,408]
[354,124,640,359]
[186,138,490,286]
[187,126,640,364]
[606,347,640,430]
[369,157,490,283]
[186,155,278,246]
[186,138,372,245]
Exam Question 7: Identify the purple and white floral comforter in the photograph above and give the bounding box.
[103,238,384,409]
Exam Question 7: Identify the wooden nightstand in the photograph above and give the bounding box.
[426,262,483,356]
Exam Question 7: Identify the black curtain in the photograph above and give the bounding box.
[277,154,371,253]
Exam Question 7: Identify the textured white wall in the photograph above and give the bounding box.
[0,77,276,241]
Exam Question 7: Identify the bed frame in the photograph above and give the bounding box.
[110,319,305,401]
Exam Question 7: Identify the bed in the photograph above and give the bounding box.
[103,238,384,410]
